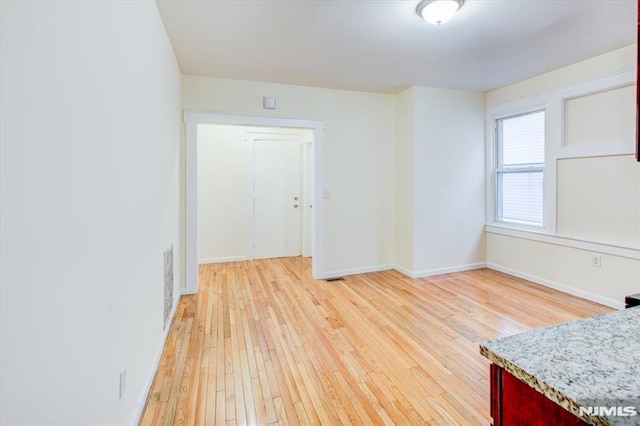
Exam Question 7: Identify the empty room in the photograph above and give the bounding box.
[1,0,639,425]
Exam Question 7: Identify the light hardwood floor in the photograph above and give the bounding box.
[139,257,611,425]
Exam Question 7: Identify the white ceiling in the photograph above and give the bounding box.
[156,0,636,94]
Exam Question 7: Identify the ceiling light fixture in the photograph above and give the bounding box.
[416,0,464,25]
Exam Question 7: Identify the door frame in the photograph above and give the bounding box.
[245,132,309,261]
[184,111,325,294]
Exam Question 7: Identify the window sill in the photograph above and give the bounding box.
[485,224,640,260]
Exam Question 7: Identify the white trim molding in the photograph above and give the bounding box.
[179,288,194,296]
[486,225,640,260]
[486,262,624,310]
[316,264,395,280]
[198,256,248,265]
[556,140,635,160]
[184,111,326,294]
[394,263,487,279]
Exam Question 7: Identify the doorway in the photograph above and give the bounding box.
[184,112,325,293]
[196,126,312,262]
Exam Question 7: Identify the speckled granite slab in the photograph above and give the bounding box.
[480,307,640,426]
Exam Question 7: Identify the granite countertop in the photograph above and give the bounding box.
[480,307,640,426]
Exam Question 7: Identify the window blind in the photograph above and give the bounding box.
[501,111,545,167]
[497,110,545,226]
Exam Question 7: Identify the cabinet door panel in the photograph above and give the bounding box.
[490,365,587,426]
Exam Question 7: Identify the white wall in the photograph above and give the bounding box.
[412,87,486,274]
[557,155,640,246]
[394,88,416,272]
[564,85,635,147]
[486,44,640,308]
[0,2,182,424]
[197,124,311,262]
[198,125,250,260]
[487,45,636,107]
[393,87,486,277]
[487,233,639,308]
[184,77,488,278]
[183,76,395,274]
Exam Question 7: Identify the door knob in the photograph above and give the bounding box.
[294,196,299,201]
[293,204,299,208]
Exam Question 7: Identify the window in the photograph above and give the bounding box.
[495,110,545,227]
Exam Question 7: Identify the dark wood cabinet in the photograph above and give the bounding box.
[636,0,639,161]
[489,364,587,426]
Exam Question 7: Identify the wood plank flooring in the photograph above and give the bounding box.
[139,257,612,425]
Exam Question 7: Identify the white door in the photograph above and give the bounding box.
[253,138,302,259]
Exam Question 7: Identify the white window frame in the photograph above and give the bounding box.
[487,101,554,233]
[494,110,546,229]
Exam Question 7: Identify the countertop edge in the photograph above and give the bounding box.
[479,344,613,426]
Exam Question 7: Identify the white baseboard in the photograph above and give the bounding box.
[393,264,414,278]
[198,256,247,264]
[179,287,195,296]
[132,291,183,425]
[486,262,624,310]
[394,262,487,279]
[316,264,394,280]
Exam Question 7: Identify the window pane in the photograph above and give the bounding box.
[500,111,545,166]
[499,171,543,225]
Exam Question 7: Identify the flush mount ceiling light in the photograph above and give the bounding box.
[416,0,464,25]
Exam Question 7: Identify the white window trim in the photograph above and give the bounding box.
[487,102,551,232]
[486,70,636,242]
[494,110,546,228]
[486,224,640,260]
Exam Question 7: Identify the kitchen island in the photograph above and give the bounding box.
[480,307,640,425]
